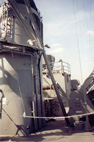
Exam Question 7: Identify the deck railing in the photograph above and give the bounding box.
[42,60,71,75]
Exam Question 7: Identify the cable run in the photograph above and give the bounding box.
[73,0,83,84]
[2,110,94,120]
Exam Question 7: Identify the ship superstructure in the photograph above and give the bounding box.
[0,0,45,136]
[42,55,71,117]
[0,0,94,139]
[42,54,94,128]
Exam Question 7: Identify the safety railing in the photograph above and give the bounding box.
[42,60,71,75]
[86,79,94,94]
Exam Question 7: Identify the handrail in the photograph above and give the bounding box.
[42,60,71,75]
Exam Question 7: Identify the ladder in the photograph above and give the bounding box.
[8,0,42,49]
[0,1,13,40]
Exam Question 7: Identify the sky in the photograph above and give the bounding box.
[34,0,94,84]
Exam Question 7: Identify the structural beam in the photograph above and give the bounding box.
[43,49,70,126]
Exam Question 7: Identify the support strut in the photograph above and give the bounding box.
[43,49,70,126]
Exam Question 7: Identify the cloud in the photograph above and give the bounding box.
[86,30,94,35]
[51,43,61,48]
[47,47,64,54]
[44,22,62,36]
[46,43,64,61]
[44,22,68,39]
[46,43,64,54]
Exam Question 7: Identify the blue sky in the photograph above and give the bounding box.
[34,0,94,84]
[0,0,4,5]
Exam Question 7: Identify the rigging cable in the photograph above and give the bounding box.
[82,0,94,75]
[89,0,94,62]
[83,0,93,57]
[73,0,83,83]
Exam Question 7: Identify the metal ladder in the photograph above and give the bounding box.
[1,1,12,40]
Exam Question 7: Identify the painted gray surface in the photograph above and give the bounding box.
[0,52,45,136]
